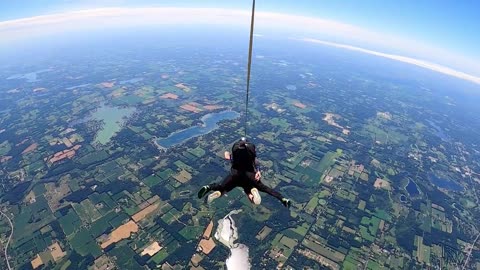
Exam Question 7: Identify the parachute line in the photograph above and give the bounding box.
[244,0,256,138]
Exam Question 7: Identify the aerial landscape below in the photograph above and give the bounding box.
[0,3,480,270]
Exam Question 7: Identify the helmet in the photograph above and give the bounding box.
[238,137,248,149]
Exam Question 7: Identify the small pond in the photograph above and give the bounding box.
[405,179,420,196]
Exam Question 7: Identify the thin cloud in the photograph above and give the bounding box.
[299,38,480,85]
[0,7,478,83]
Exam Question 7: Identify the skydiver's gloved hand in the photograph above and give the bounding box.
[281,198,291,208]
[254,171,261,181]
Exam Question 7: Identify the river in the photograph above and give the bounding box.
[155,110,240,149]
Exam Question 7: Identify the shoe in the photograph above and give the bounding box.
[207,191,222,204]
[250,188,261,205]
[281,198,291,208]
[198,185,211,199]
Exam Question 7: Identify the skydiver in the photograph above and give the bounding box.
[197,137,291,208]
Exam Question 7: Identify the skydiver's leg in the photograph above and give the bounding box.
[253,180,284,201]
[198,169,241,201]
[243,172,291,208]
[198,175,231,199]
[210,172,239,194]
[240,177,261,205]
[245,172,285,200]
[244,187,261,205]
[207,172,242,203]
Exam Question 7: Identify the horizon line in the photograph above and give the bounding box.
[297,38,480,85]
[0,7,479,85]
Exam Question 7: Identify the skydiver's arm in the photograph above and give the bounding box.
[224,151,231,160]
[254,158,262,181]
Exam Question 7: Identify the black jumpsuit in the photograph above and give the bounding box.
[208,140,283,201]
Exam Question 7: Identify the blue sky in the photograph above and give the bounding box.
[1,0,478,59]
[0,0,479,83]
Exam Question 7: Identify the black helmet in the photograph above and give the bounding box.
[238,137,248,148]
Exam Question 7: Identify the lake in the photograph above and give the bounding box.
[7,68,51,83]
[119,77,144,84]
[429,174,462,191]
[66,83,91,90]
[156,110,240,148]
[426,120,450,142]
[90,105,135,145]
[405,179,420,196]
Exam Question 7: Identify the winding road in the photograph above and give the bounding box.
[0,209,13,270]
[458,146,480,270]
[462,233,480,270]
